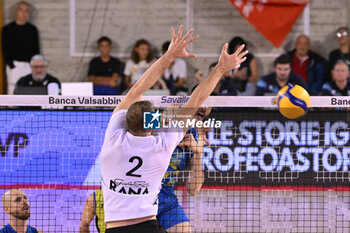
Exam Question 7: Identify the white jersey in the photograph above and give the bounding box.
[100,110,183,222]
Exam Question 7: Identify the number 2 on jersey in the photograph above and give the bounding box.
[126,156,143,177]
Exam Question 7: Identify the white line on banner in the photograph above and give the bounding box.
[0,96,348,108]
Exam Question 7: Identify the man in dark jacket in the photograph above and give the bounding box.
[2,1,40,94]
[329,27,350,70]
[320,60,350,96]
[287,35,326,95]
[14,55,60,95]
[255,54,306,96]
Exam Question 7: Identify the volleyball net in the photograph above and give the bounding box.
[0,95,349,232]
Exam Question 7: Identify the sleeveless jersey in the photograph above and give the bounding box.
[100,110,183,222]
[162,128,199,187]
[94,189,106,233]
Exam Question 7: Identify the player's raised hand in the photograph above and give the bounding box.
[166,25,199,59]
[217,43,248,72]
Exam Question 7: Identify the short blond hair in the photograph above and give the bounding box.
[126,101,154,134]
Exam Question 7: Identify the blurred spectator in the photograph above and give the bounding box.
[287,34,326,95]
[209,62,237,96]
[2,1,40,94]
[194,69,204,84]
[151,78,168,90]
[255,54,306,96]
[1,189,42,233]
[329,27,350,70]
[79,189,106,233]
[228,37,258,95]
[320,60,350,96]
[88,36,123,95]
[123,39,155,92]
[14,55,60,95]
[161,41,188,95]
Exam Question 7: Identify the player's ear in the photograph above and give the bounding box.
[3,206,9,214]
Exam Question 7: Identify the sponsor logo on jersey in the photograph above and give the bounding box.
[109,179,149,195]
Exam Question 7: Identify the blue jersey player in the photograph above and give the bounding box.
[157,108,210,233]
[1,189,41,233]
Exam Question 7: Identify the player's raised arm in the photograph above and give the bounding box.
[177,43,248,120]
[79,193,95,233]
[114,25,199,114]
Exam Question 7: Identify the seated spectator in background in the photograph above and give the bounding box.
[228,36,258,95]
[161,41,188,95]
[287,34,326,95]
[2,1,40,94]
[194,69,204,84]
[79,189,106,233]
[329,27,350,70]
[123,39,155,92]
[320,60,350,96]
[151,78,168,90]
[1,189,42,233]
[14,55,60,95]
[209,62,237,96]
[255,54,306,96]
[88,36,123,95]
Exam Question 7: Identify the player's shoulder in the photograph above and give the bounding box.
[0,224,13,232]
[0,224,39,233]
[112,109,128,118]
[27,225,41,233]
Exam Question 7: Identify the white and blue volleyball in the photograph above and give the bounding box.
[277,84,311,119]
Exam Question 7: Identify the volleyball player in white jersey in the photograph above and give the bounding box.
[100,25,248,233]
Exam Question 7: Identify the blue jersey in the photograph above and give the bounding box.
[157,128,199,229]
[161,128,199,188]
[0,224,40,233]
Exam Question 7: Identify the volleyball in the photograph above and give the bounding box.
[277,84,311,119]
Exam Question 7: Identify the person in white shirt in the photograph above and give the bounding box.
[123,39,155,92]
[100,25,248,233]
[161,41,188,95]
